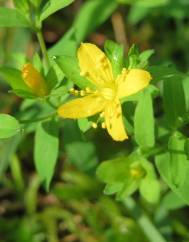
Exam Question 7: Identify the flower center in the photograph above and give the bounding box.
[100,87,116,101]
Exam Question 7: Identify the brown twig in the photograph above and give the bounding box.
[111,10,129,53]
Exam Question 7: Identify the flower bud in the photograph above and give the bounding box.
[22,63,48,97]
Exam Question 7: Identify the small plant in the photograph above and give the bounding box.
[1,0,189,242]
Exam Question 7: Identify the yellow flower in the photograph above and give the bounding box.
[58,43,151,141]
[22,63,48,97]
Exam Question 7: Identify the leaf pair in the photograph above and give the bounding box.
[0,0,75,28]
[156,132,189,205]
[97,153,160,203]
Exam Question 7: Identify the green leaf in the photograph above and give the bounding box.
[63,120,97,171]
[77,118,91,133]
[126,44,140,69]
[156,152,189,205]
[32,53,43,72]
[0,7,30,28]
[168,132,188,186]
[0,67,30,91]
[139,49,154,62]
[104,40,124,77]
[182,76,189,112]
[135,0,169,7]
[0,114,20,139]
[184,138,189,160]
[148,65,181,83]
[30,0,43,8]
[96,157,131,184]
[138,49,154,68]
[96,154,146,200]
[103,183,123,195]
[40,0,74,21]
[55,56,94,89]
[34,119,59,190]
[13,0,29,12]
[45,66,59,91]
[50,86,68,97]
[128,5,150,24]
[116,178,139,200]
[134,90,155,148]
[11,89,36,99]
[163,75,186,128]
[162,191,185,210]
[49,0,117,56]
[71,0,117,43]
[139,178,160,203]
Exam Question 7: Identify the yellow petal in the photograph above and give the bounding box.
[58,94,106,119]
[104,100,128,141]
[77,43,114,87]
[117,68,151,99]
[22,63,48,97]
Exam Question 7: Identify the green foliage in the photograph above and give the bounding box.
[97,153,159,203]
[156,151,189,204]
[40,0,75,21]
[0,114,20,139]
[0,67,44,99]
[163,75,186,128]
[1,0,189,241]
[13,0,29,13]
[104,40,124,77]
[0,7,30,27]
[134,90,155,148]
[49,0,118,56]
[34,119,59,190]
[55,56,94,89]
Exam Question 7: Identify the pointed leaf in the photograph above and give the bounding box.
[156,152,189,205]
[34,119,59,190]
[134,90,155,148]
[40,0,74,21]
[55,56,94,89]
[0,114,20,139]
[104,40,124,77]
[0,7,30,27]
[163,75,186,127]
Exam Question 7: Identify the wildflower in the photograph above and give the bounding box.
[58,43,151,141]
[22,63,48,97]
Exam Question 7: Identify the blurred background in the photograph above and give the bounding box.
[1,0,189,242]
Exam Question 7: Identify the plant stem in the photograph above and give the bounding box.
[36,30,51,69]
[123,198,167,242]
[19,112,57,124]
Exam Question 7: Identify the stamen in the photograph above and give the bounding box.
[80,90,86,96]
[100,112,104,118]
[69,88,79,96]
[85,87,91,93]
[74,90,79,95]
[91,122,97,129]
[122,68,127,74]
[80,71,88,77]
[101,122,106,129]
[69,88,75,93]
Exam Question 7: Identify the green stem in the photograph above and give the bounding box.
[36,30,50,69]
[144,145,167,158]
[123,198,167,242]
[47,99,58,109]
[19,112,57,124]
